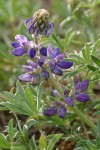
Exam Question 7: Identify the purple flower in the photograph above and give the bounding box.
[56,60,73,69]
[40,47,47,56]
[49,64,63,76]
[57,106,67,118]
[28,48,36,58]
[41,68,49,80]
[11,34,36,57]
[44,107,57,117]
[53,90,60,97]
[45,45,73,76]
[75,93,90,102]
[31,74,40,86]
[74,78,90,103]
[64,88,69,97]
[65,96,74,107]
[74,79,89,94]
[18,73,33,82]
[12,47,27,56]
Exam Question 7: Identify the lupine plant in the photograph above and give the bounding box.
[0,8,100,150]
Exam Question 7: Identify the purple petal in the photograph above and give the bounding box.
[25,17,32,26]
[27,59,37,68]
[35,27,40,36]
[38,61,44,67]
[28,24,34,34]
[22,65,33,72]
[76,93,90,102]
[18,73,33,82]
[56,60,73,69]
[44,107,57,117]
[56,54,64,60]
[54,101,63,107]
[64,88,69,97]
[74,79,89,93]
[31,74,40,86]
[28,48,36,58]
[47,45,53,57]
[15,35,27,44]
[40,47,47,56]
[46,22,54,37]
[57,106,66,118]
[74,76,79,86]
[41,28,47,35]
[81,79,89,91]
[53,89,60,97]
[42,69,49,80]
[52,48,60,58]
[11,42,20,48]
[65,96,74,107]
[12,47,27,56]
[50,64,63,76]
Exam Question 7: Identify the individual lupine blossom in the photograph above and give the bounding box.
[18,59,49,85]
[38,45,73,76]
[25,9,54,37]
[44,101,67,118]
[53,88,74,107]
[11,35,37,57]
[74,77,90,102]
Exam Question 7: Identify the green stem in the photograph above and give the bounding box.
[48,74,96,131]
[73,106,96,131]
[34,35,38,45]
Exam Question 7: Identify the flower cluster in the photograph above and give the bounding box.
[12,41,73,84]
[44,78,90,118]
[44,101,67,118]
[25,9,54,37]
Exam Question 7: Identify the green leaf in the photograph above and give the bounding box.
[1,102,32,115]
[46,134,63,150]
[82,43,91,64]
[29,136,37,150]
[16,80,30,106]
[8,119,14,142]
[39,134,47,150]
[96,121,100,149]
[93,111,100,116]
[87,65,98,71]
[84,100,100,112]
[65,28,76,46]
[91,55,100,66]
[25,87,37,113]
[37,81,44,111]
[52,34,63,49]
[75,148,88,150]
[63,66,86,79]
[0,133,10,149]
[92,39,100,55]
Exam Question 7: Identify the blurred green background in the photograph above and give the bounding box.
[0,0,100,91]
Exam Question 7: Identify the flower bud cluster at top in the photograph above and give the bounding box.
[25,9,54,37]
